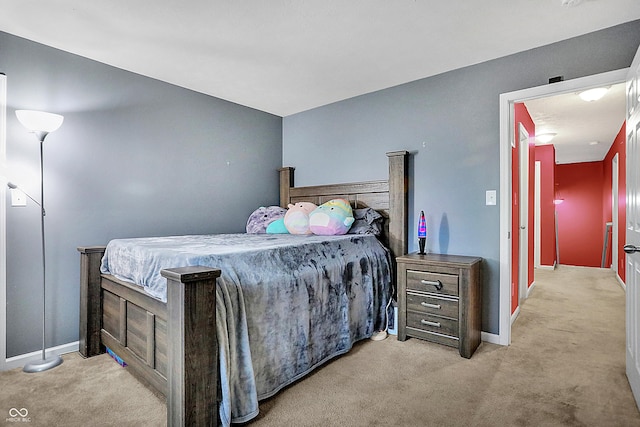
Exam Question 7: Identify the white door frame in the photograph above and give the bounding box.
[612,153,619,274]
[534,161,542,269]
[0,73,7,370]
[499,68,628,345]
[518,123,529,306]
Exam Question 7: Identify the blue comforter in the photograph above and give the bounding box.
[100,233,392,425]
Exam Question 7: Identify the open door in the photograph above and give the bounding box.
[625,42,640,410]
[519,124,529,306]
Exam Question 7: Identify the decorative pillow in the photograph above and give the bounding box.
[348,207,384,236]
[309,199,355,235]
[284,202,317,234]
[246,206,287,234]
[266,218,289,234]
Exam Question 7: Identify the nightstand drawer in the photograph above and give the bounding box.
[406,292,458,319]
[406,270,458,296]
[406,311,458,338]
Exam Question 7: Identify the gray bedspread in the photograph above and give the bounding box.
[100,233,392,425]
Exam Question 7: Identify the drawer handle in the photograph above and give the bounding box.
[420,319,441,328]
[420,302,441,309]
[420,279,443,291]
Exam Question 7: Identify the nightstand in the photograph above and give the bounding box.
[396,253,482,358]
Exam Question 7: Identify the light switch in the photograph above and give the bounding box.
[486,190,497,206]
[10,189,27,207]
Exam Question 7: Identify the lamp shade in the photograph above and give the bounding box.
[16,110,64,133]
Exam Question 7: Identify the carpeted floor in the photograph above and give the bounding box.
[0,349,165,426]
[1,265,638,426]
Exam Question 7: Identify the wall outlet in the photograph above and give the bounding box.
[486,190,497,206]
[10,189,27,207]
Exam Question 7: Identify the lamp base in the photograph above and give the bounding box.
[23,355,63,373]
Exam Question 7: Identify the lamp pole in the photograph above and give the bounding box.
[15,110,64,373]
[22,131,62,373]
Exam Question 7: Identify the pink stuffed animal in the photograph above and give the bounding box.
[284,202,317,234]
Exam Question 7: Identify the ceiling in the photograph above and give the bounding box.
[0,1,639,164]
[525,82,626,164]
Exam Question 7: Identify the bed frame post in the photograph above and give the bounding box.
[78,246,107,358]
[386,150,409,259]
[161,266,221,427]
[279,167,294,208]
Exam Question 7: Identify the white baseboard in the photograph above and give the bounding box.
[616,273,626,291]
[536,264,555,271]
[481,331,502,345]
[2,341,79,371]
[510,306,520,325]
[527,280,537,298]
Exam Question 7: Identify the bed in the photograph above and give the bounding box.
[78,150,408,426]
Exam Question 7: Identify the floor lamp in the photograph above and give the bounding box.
[14,109,64,373]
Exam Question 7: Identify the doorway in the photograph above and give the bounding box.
[499,68,628,345]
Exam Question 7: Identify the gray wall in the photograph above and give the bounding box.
[283,20,640,335]
[1,32,282,357]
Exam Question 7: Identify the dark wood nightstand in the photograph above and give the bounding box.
[396,253,482,358]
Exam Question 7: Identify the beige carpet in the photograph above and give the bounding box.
[0,350,165,426]
[1,265,639,426]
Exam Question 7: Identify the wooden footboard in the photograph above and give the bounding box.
[78,246,220,426]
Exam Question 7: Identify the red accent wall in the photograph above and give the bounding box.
[535,145,557,267]
[602,123,626,282]
[554,122,626,274]
[555,162,605,267]
[512,103,535,314]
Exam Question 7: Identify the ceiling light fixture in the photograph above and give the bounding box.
[536,133,557,144]
[589,141,600,146]
[561,0,582,6]
[579,87,609,102]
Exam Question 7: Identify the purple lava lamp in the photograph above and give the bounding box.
[418,210,426,255]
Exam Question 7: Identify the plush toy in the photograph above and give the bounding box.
[284,202,317,234]
[266,218,289,234]
[246,206,287,234]
[309,199,355,235]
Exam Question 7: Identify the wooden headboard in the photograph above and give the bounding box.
[278,151,408,261]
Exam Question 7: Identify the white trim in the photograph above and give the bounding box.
[499,68,628,347]
[518,123,529,308]
[617,273,626,291]
[499,90,514,346]
[536,264,556,271]
[534,161,541,269]
[612,154,619,274]
[527,280,536,298]
[481,332,501,345]
[0,74,7,371]
[510,305,520,325]
[3,341,79,371]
